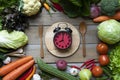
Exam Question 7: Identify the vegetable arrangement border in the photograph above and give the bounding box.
[0,0,120,80]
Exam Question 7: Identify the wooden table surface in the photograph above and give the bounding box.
[25,9,99,62]
[24,9,99,79]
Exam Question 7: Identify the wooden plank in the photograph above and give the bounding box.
[28,9,99,26]
[26,24,99,45]
[24,44,98,63]
[25,23,99,63]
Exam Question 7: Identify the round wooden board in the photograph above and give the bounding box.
[45,22,80,57]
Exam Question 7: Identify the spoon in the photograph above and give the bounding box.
[79,21,87,57]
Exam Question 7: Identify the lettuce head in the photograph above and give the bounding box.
[0,30,28,52]
[97,19,120,44]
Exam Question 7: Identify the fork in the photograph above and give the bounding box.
[39,25,44,58]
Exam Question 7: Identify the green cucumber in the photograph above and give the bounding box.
[37,58,79,80]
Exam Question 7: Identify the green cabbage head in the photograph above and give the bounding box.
[0,30,28,52]
[97,19,120,44]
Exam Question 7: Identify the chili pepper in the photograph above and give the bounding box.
[26,65,36,80]
[70,65,80,70]
[18,65,34,80]
[86,63,95,70]
[85,60,95,67]
[84,59,95,65]
[51,1,63,12]
[80,59,95,68]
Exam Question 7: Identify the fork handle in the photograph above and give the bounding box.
[40,38,44,58]
[82,35,86,57]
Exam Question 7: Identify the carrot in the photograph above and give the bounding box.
[0,56,33,76]
[43,3,50,11]
[93,11,120,22]
[93,16,110,22]
[112,11,120,20]
[18,65,34,80]
[2,60,35,80]
[26,65,36,80]
[43,2,52,16]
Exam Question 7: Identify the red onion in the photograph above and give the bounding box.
[90,4,101,18]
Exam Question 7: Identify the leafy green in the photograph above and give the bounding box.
[0,0,18,13]
[80,0,91,16]
[113,74,120,80]
[97,19,120,44]
[100,0,120,16]
[51,0,100,17]
[0,30,28,53]
[59,0,80,18]
[0,47,14,53]
[109,44,120,80]
[1,6,29,32]
[68,0,82,6]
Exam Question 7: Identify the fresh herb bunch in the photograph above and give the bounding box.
[1,6,29,32]
[51,0,100,18]
[0,0,18,13]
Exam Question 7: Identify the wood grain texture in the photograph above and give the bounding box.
[28,9,99,26]
[23,10,100,63]
[39,25,44,58]
[24,26,99,63]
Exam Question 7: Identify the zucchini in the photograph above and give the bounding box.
[37,58,79,80]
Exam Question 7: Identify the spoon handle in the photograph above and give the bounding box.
[82,35,86,57]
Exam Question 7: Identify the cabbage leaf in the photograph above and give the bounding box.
[97,19,120,44]
[0,30,28,53]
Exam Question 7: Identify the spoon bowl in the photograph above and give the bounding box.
[79,21,87,57]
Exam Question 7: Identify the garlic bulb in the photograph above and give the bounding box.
[69,68,78,76]
[3,57,11,64]
[33,74,41,80]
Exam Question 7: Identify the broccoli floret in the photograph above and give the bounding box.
[100,0,120,16]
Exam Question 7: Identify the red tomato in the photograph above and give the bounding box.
[99,55,110,66]
[91,66,103,77]
[96,43,108,55]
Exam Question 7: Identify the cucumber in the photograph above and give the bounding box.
[37,58,79,80]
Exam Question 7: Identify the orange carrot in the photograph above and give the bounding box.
[93,11,120,22]
[112,11,120,20]
[93,16,110,22]
[0,56,33,76]
[43,2,52,16]
[43,3,50,11]
[26,65,36,80]
[3,60,35,80]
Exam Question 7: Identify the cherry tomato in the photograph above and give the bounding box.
[96,43,108,55]
[99,55,110,66]
[91,66,103,77]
